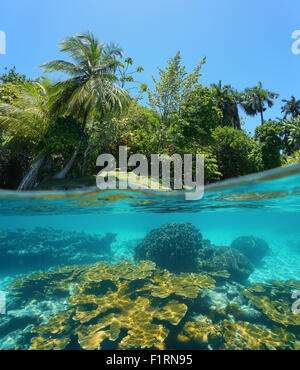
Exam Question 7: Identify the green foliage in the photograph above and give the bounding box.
[254,121,283,170]
[282,116,300,153]
[180,84,222,145]
[147,51,206,128]
[210,81,241,129]
[117,57,144,90]
[0,33,298,190]
[43,116,84,154]
[0,136,33,189]
[92,102,161,158]
[0,78,52,143]
[201,148,222,183]
[212,127,263,179]
[281,150,300,166]
[0,66,29,84]
[0,83,20,104]
[41,116,87,176]
[0,78,53,188]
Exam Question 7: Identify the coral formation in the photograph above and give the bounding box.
[231,236,270,264]
[178,313,299,350]
[134,223,203,273]
[134,223,254,282]
[0,228,116,273]
[1,259,299,350]
[198,244,254,282]
[1,222,299,351]
[4,260,215,350]
[178,319,297,350]
[243,280,300,326]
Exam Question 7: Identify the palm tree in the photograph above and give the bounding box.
[281,96,300,119]
[0,77,52,190]
[240,82,279,125]
[211,81,241,129]
[41,31,129,179]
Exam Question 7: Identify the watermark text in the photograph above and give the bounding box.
[96,146,204,200]
[0,291,6,315]
[292,290,300,314]
[0,30,6,55]
[291,30,300,55]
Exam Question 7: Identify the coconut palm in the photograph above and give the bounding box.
[0,77,53,190]
[41,31,129,179]
[211,81,241,129]
[240,82,279,125]
[281,96,300,119]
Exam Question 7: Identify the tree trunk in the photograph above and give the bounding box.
[82,139,93,176]
[52,147,81,180]
[260,110,264,125]
[234,103,241,130]
[52,112,88,180]
[17,155,46,191]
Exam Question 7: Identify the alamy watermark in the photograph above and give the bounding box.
[0,30,6,55]
[292,290,300,314]
[96,146,204,200]
[0,291,6,315]
[291,30,300,55]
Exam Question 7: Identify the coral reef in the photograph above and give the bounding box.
[243,280,300,327]
[0,228,116,273]
[178,319,297,350]
[2,260,215,350]
[231,236,270,264]
[1,259,299,350]
[134,223,203,273]
[1,221,299,351]
[134,223,254,282]
[197,244,254,282]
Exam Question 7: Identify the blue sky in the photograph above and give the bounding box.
[1,0,300,133]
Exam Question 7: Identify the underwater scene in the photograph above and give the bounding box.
[0,165,300,351]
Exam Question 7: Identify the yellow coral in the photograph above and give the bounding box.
[146,270,215,299]
[27,260,203,350]
[31,336,70,350]
[243,281,300,326]
[221,320,296,350]
[178,319,297,350]
[178,320,222,347]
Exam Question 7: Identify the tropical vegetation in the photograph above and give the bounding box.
[0,31,299,191]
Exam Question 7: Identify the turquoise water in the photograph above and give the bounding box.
[0,165,300,350]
